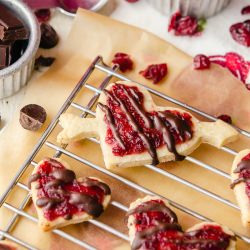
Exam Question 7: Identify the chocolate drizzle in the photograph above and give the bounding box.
[129,200,234,250]
[83,177,111,195]
[69,193,104,217]
[99,84,192,165]
[132,222,182,250]
[103,89,159,165]
[231,158,250,189]
[29,158,109,220]
[127,201,178,223]
[97,102,126,150]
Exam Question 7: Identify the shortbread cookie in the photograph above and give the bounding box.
[29,158,111,231]
[127,196,236,250]
[57,81,238,169]
[0,240,19,250]
[231,149,250,227]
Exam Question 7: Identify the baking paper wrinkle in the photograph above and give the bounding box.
[0,9,249,250]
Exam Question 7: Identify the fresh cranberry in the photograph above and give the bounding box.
[193,54,210,70]
[217,114,232,124]
[209,52,250,88]
[168,12,203,36]
[35,9,51,23]
[230,20,250,47]
[112,52,133,72]
[139,63,168,84]
[242,6,250,15]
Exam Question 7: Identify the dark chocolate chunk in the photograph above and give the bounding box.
[34,55,55,70]
[0,41,11,69]
[0,3,29,41]
[69,193,104,217]
[19,104,47,131]
[51,169,76,184]
[40,23,59,49]
[11,39,28,64]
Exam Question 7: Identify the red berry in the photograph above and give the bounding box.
[112,53,133,72]
[35,9,51,23]
[193,54,210,70]
[242,6,250,15]
[139,64,168,84]
[168,12,200,36]
[230,20,250,47]
[217,115,232,124]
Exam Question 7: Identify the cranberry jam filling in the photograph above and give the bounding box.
[231,153,250,197]
[129,200,234,250]
[142,225,232,250]
[102,84,193,160]
[29,158,110,221]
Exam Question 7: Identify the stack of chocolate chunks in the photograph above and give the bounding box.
[0,3,29,70]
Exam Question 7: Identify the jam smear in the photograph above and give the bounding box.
[29,158,110,221]
[231,153,250,199]
[129,200,234,250]
[99,84,193,164]
[230,20,250,47]
[139,64,168,84]
[208,52,250,89]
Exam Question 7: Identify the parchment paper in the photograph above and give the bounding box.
[0,9,250,250]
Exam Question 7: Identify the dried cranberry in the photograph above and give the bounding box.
[112,52,133,72]
[230,20,250,47]
[35,55,55,70]
[217,115,232,124]
[168,12,201,36]
[40,23,59,49]
[140,63,168,84]
[242,6,250,15]
[34,9,51,23]
[193,54,210,70]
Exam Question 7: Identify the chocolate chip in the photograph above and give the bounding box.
[40,23,59,49]
[19,104,47,131]
[35,55,55,70]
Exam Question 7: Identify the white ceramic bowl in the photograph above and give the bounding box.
[146,0,231,18]
[0,0,40,99]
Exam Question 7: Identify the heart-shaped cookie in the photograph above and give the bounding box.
[231,149,250,227]
[57,81,238,169]
[127,196,236,250]
[29,158,111,231]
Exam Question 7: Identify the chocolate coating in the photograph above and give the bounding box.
[51,169,76,184]
[19,104,47,131]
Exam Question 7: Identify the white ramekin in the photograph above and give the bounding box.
[0,0,40,99]
[146,0,231,18]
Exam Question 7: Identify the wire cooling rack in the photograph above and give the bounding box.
[0,56,250,250]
